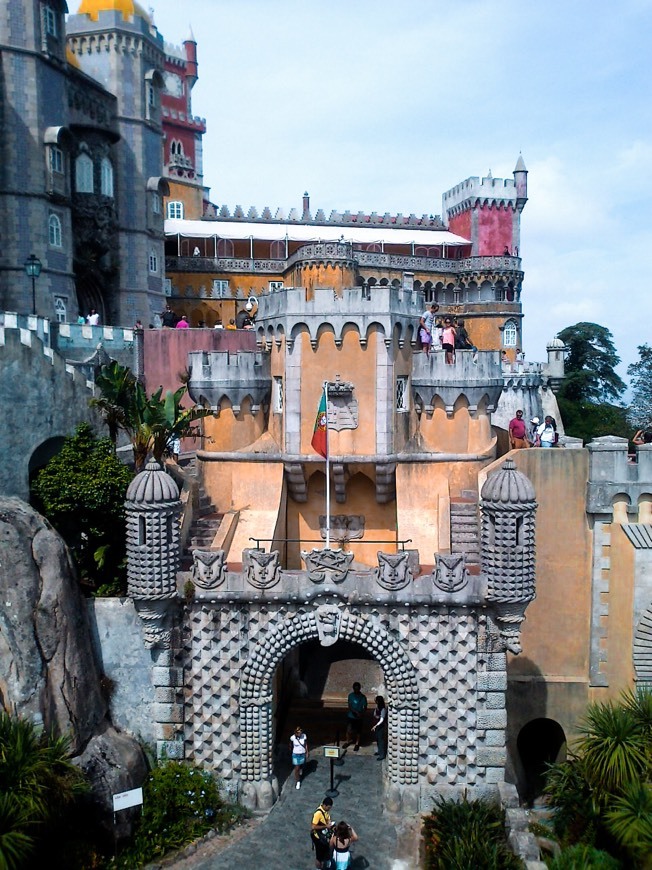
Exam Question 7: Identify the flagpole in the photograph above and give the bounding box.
[325,381,330,549]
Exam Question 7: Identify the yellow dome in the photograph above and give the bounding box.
[77,0,151,23]
[66,46,81,68]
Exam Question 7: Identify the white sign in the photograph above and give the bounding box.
[323,746,342,759]
[112,787,143,812]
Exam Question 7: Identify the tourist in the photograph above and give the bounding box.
[454,318,477,352]
[166,435,181,462]
[290,725,308,790]
[86,308,99,326]
[419,303,438,358]
[235,302,254,329]
[311,797,335,869]
[442,317,456,364]
[537,415,557,448]
[345,682,367,752]
[192,246,201,256]
[329,820,358,869]
[370,695,387,760]
[529,417,540,446]
[213,320,224,329]
[175,313,189,329]
[161,304,177,328]
[433,317,444,350]
[134,319,143,330]
[503,245,510,256]
[76,314,85,324]
[633,429,652,446]
[509,410,529,450]
[225,318,237,330]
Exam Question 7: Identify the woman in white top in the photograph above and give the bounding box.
[289,725,308,789]
[537,415,557,448]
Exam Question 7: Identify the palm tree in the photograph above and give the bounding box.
[576,702,648,798]
[89,359,136,448]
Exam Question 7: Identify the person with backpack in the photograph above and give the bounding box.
[311,797,335,869]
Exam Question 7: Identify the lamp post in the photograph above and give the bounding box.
[24,254,42,316]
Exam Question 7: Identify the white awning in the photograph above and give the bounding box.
[164,219,470,247]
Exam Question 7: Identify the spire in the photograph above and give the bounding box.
[514,153,527,173]
[185,23,196,44]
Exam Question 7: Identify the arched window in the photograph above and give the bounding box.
[167,201,184,220]
[100,157,113,197]
[270,240,285,259]
[75,152,93,193]
[503,319,518,347]
[216,238,234,257]
[48,213,62,247]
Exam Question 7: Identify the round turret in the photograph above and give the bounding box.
[125,460,181,600]
[480,459,538,654]
[546,337,566,386]
[546,337,565,351]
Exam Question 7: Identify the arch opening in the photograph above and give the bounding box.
[517,718,566,805]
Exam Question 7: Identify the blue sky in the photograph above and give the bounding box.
[148,0,651,376]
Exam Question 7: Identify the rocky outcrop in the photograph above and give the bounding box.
[0,498,147,831]
[0,497,106,750]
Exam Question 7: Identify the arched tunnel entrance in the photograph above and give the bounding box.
[517,717,567,805]
[273,639,383,780]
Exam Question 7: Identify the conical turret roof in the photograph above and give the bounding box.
[126,460,179,504]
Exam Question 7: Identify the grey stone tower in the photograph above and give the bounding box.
[480,458,537,654]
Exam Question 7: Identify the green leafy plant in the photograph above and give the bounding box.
[112,761,246,867]
[604,781,652,864]
[545,843,622,869]
[0,713,88,869]
[30,423,133,592]
[422,795,522,869]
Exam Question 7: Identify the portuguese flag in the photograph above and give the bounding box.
[311,390,328,458]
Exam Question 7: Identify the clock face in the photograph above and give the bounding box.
[164,72,184,97]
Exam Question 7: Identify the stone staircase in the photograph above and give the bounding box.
[181,464,222,565]
[449,489,481,569]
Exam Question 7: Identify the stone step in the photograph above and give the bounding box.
[451,515,478,526]
[451,532,479,544]
[450,503,477,516]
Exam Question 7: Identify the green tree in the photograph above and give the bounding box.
[627,344,652,429]
[558,323,626,404]
[91,363,211,472]
[30,423,133,591]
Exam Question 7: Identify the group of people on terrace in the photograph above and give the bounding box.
[159,303,256,331]
[509,410,558,449]
[419,303,476,364]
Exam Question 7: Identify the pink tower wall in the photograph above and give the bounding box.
[477,204,515,255]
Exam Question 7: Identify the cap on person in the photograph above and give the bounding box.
[531,417,540,424]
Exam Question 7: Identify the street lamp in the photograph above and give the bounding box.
[24,254,42,316]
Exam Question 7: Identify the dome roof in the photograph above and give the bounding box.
[481,458,536,505]
[77,0,151,22]
[547,337,565,349]
[126,460,180,504]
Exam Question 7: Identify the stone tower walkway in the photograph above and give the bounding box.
[180,745,420,869]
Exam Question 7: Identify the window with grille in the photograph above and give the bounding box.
[269,281,284,292]
[211,280,229,298]
[149,251,158,273]
[75,152,93,193]
[273,377,283,413]
[167,201,184,220]
[152,192,161,214]
[100,158,113,197]
[48,213,62,247]
[54,296,67,322]
[50,146,63,174]
[44,6,57,37]
[396,376,409,412]
[503,320,518,347]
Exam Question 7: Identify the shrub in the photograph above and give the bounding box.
[546,843,622,869]
[113,761,246,867]
[30,423,133,593]
[422,796,522,869]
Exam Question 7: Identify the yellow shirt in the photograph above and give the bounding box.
[312,805,331,831]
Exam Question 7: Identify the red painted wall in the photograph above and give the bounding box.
[448,211,471,241]
[477,204,514,256]
[142,329,257,405]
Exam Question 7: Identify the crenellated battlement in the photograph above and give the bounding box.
[187,350,271,414]
[443,175,519,216]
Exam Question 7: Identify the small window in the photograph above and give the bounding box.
[54,296,67,323]
[147,82,156,108]
[138,516,146,546]
[152,192,161,214]
[273,377,283,413]
[48,213,62,247]
[149,251,158,273]
[75,152,94,193]
[269,281,284,292]
[164,278,172,297]
[50,146,63,174]
[100,157,113,197]
[503,320,518,347]
[44,6,57,37]
[167,200,184,220]
[211,279,229,298]
[396,376,409,412]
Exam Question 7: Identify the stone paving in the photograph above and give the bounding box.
[185,744,419,870]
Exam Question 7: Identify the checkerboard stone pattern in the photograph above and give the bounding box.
[182,598,508,811]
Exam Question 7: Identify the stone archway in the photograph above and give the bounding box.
[239,607,419,792]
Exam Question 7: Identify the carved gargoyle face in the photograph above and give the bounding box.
[433,554,468,593]
[315,604,342,647]
[375,551,412,591]
[191,550,226,590]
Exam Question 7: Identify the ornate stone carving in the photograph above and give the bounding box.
[327,378,358,431]
[315,604,342,647]
[243,549,281,590]
[319,515,364,542]
[375,551,413,591]
[191,550,227,590]
[433,554,469,592]
[301,547,354,584]
[133,599,175,649]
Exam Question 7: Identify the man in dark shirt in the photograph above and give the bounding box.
[161,305,177,328]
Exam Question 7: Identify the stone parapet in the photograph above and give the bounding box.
[587,437,652,516]
[412,350,504,416]
[187,349,271,412]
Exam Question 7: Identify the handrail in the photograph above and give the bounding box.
[248,537,412,551]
